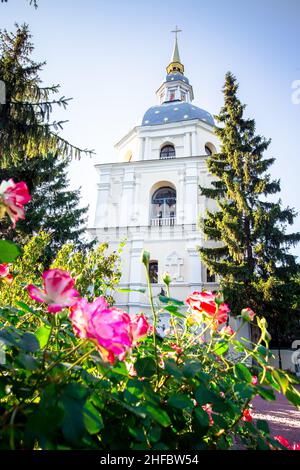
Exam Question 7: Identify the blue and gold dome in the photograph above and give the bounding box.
[142,101,214,126]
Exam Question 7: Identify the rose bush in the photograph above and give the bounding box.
[0,180,300,450]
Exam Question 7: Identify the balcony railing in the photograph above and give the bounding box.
[151,217,175,227]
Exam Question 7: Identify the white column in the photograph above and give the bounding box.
[94,169,111,227]
[191,130,197,156]
[184,163,198,224]
[186,241,203,289]
[184,133,190,156]
[120,168,135,226]
[128,237,145,308]
[177,168,185,224]
[131,173,141,223]
[144,137,151,160]
[137,137,143,161]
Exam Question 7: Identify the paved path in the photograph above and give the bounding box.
[251,387,300,442]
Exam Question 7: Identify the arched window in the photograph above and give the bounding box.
[160,145,175,160]
[151,186,176,226]
[149,260,158,284]
[205,142,216,156]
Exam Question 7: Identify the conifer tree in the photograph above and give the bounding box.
[0,24,94,263]
[199,72,300,346]
[0,24,93,168]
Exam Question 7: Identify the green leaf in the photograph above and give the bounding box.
[234,363,252,383]
[124,379,144,404]
[35,325,51,349]
[183,361,210,380]
[135,357,157,378]
[286,386,300,409]
[0,240,21,263]
[256,419,270,434]
[59,383,89,443]
[234,383,254,400]
[149,426,161,443]
[272,370,289,394]
[265,370,281,392]
[15,301,37,315]
[158,295,184,306]
[167,394,194,411]
[18,332,40,352]
[194,384,216,405]
[141,403,171,427]
[164,358,182,379]
[194,407,210,428]
[83,400,104,434]
[15,352,38,370]
[111,361,129,377]
[257,436,271,450]
[213,340,228,356]
[25,405,64,444]
[163,305,185,318]
[256,386,276,401]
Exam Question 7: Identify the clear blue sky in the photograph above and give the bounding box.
[1,0,300,255]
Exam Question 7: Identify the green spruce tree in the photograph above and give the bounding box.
[0,24,94,263]
[199,72,300,348]
[0,24,93,168]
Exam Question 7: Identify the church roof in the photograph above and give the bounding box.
[142,101,214,127]
[165,73,189,84]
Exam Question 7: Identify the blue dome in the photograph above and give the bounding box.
[142,101,215,127]
[165,73,189,84]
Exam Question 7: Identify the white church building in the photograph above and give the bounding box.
[89,32,221,315]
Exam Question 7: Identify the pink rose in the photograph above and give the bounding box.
[220,325,235,336]
[186,291,230,327]
[70,297,133,365]
[130,314,150,343]
[27,269,79,313]
[186,291,217,315]
[241,307,256,321]
[0,263,9,278]
[89,306,132,363]
[69,297,102,339]
[0,179,31,227]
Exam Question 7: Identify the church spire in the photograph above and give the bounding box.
[171,35,181,63]
[167,26,184,75]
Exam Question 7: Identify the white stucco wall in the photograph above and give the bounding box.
[91,113,222,314]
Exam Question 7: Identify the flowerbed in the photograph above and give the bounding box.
[0,179,300,450]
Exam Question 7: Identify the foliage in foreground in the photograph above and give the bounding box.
[0,231,122,310]
[0,243,300,450]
